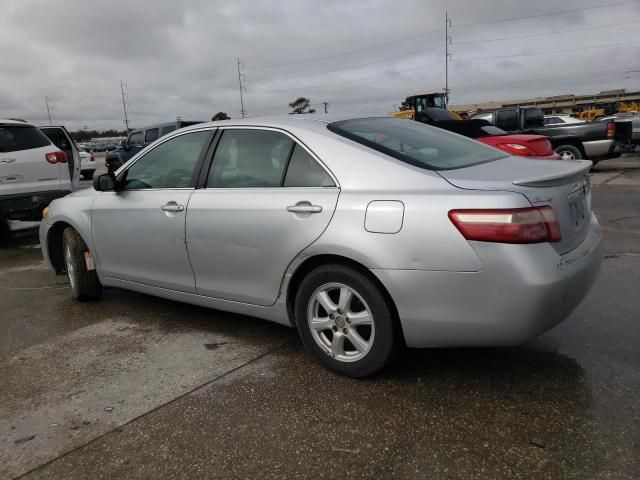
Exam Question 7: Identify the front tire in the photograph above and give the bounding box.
[295,264,400,377]
[63,227,102,301]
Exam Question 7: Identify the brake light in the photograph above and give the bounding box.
[90,155,95,162]
[449,206,561,244]
[606,121,615,139]
[45,151,68,164]
[495,143,535,156]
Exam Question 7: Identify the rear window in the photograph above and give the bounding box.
[0,125,51,153]
[327,118,505,170]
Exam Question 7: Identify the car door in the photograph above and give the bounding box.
[92,129,213,292]
[186,127,340,306]
[39,127,80,191]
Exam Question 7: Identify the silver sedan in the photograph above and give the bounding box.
[40,116,603,377]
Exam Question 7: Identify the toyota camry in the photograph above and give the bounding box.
[40,116,603,377]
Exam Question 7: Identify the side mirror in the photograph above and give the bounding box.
[93,174,115,191]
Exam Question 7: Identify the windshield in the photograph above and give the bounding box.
[328,117,505,170]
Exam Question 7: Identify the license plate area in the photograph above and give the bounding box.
[568,188,587,232]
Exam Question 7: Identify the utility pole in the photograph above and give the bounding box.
[120,80,130,133]
[322,102,329,114]
[237,58,247,118]
[445,11,452,105]
[44,96,52,125]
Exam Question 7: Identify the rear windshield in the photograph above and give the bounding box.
[328,117,505,170]
[0,125,51,153]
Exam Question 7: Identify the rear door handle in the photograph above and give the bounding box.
[161,202,185,212]
[287,203,322,214]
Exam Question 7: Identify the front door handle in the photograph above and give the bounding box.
[161,202,185,212]
[287,203,322,214]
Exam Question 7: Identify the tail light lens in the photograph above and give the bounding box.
[495,143,535,156]
[606,121,615,139]
[449,207,561,244]
[45,151,68,164]
[90,155,95,162]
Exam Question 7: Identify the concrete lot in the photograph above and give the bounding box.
[1,155,639,479]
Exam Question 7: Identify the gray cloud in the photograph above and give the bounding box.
[1,0,639,130]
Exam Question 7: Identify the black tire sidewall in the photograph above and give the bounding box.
[62,227,101,301]
[294,265,396,377]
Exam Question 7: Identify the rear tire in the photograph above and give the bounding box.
[82,171,94,180]
[294,264,400,377]
[63,227,102,301]
[555,144,582,160]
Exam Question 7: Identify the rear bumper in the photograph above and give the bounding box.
[374,213,603,348]
[0,190,70,220]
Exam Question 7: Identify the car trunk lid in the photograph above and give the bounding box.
[438,157,592,254]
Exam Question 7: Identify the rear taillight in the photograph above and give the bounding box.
[495,143,535,156]
[449,206,561,244]
[90,155,95,162]
[606,121,615,139]
[45,151,68,164]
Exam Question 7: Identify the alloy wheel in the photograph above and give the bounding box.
[307,282,375,362]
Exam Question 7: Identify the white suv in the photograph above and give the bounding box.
[0,119,79,228]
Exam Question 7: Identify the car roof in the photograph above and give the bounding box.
[0,118,34,126]
[178,114,377,134]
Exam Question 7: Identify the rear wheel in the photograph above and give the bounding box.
[555,144,582,160]
[63,227,102,301]
[295,264,400,377]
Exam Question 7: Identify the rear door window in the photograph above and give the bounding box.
[145,128,159,143]
[207,129,294,188]
[0,125,51,152]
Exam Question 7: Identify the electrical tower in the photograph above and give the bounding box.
[120,80,130,133]
[445,11,452,103]
[237,58,247,118]
[44,96,52,125]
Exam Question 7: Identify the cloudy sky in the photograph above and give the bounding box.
[1,0,639,130]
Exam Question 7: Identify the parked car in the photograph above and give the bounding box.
[596,112,640,147]
[471,107,632,162]
[413,108,559,159]
[40,116,603,377]
[105,120,204,170]
[78,149,96,179]
[543,115,586,126]
[1,119,79,229]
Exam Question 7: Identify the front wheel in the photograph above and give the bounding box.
[63,227,102,301]
[295,264,401,377]
[555,144,583,160]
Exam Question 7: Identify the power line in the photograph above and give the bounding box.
[248,60,443,94]
[452,40,640,62]
[453,0,640,28]
[247,28,443,70]
[451,19,640,45]
[250,43,444,84]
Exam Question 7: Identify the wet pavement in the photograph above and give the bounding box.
[1,155,639,479]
